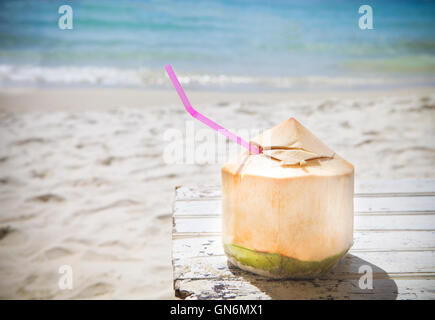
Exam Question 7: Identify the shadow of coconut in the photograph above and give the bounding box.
[227,253,398,300]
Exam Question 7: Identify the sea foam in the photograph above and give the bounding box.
[0,64,432,91]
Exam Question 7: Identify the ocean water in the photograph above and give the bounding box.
[0,0,434,90]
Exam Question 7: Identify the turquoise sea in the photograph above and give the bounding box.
[0,0,434,90]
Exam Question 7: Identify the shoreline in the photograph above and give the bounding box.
[0,86,434,112]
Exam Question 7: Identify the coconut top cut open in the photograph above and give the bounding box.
[251,117,335,166]
[222,118,353,178]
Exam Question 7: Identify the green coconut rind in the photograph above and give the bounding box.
[224,243,350,279]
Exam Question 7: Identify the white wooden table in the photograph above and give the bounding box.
[172,179,435,299]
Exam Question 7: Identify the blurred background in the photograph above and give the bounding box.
[1,0,435,90]
[0,0,434,299]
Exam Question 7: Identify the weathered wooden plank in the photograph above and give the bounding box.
[173,236,223,257]
[173,232,435,257]
[354,231,435,251]
[175,185,221,201]
[173,196,435,217]
[173,251,435,281]
[355,179,435,197]
[172,233,435,262]
[175,278,435,300]
[175,179,435,201]
[355,196,435,213]
[174,217,221,234]
[354,214,435,230]
[174,200,221,216]
[173,214,435,234]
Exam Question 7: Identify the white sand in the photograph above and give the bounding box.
[0,87,434,299]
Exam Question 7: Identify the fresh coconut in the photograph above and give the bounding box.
[221,118,354,278]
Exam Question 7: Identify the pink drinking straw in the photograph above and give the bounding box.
[165,64,261,154]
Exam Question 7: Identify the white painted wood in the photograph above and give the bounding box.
[175,179,435,201]
[173,215,435,234]
[173,196,435,217]
[172,180,435,300]
[174,200,221,216]
[173,236,223,258]
[175,278,435,300]
[353,231,435,252]
[355,196,435,213]
[175,185,221,201]
[173,251,435,281]
[355,214,435,230]
[355,179,435,197]
[173,233,435,258]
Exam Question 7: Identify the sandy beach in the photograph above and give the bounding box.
[0,86,434,299]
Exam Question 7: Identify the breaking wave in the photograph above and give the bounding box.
[0,64,433,91]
